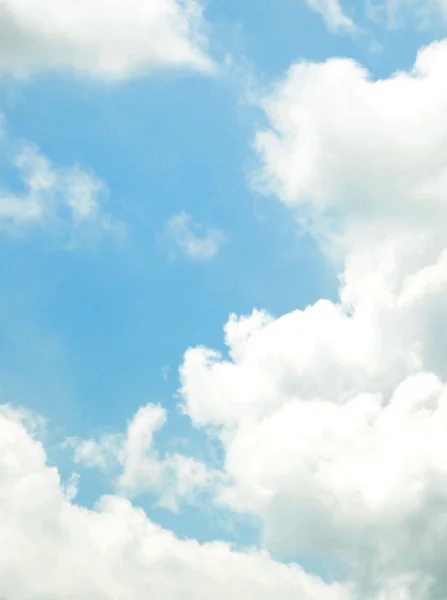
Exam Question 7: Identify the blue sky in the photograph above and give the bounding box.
[3,1,447,598]
[0,0,346,550]
[0,0,426,541]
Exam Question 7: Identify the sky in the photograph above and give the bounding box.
[2,0,447,598]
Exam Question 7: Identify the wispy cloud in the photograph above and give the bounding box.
[164,211,226,261]
[0,137,122,246]
[67,403,218,512]
[305,0,357,33]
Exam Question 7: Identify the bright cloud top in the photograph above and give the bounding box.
[164,211,226,261]
[0,407,350,600]
[255,41,447,223]
[0,0,212,79]
[178,39,447,599]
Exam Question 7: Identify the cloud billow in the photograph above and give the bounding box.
[179,39,447,599]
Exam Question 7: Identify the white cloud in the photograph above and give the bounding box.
[0,141,121,243]
[178,39,447,598]
[116,404,167,494]
[70,403,217,512]
[254,42,447,219]
[0,407,349,600]
[0,0,212,80]
[164,211,226,261]
[253,39,447,310]
[305,0,357,32]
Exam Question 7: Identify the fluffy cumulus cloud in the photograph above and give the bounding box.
[69,403,216,512]
[164,211,226,261]
[179,39,447,599]
[0,406,349,600]
[0,140,120,243]
[0,0,212,79]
